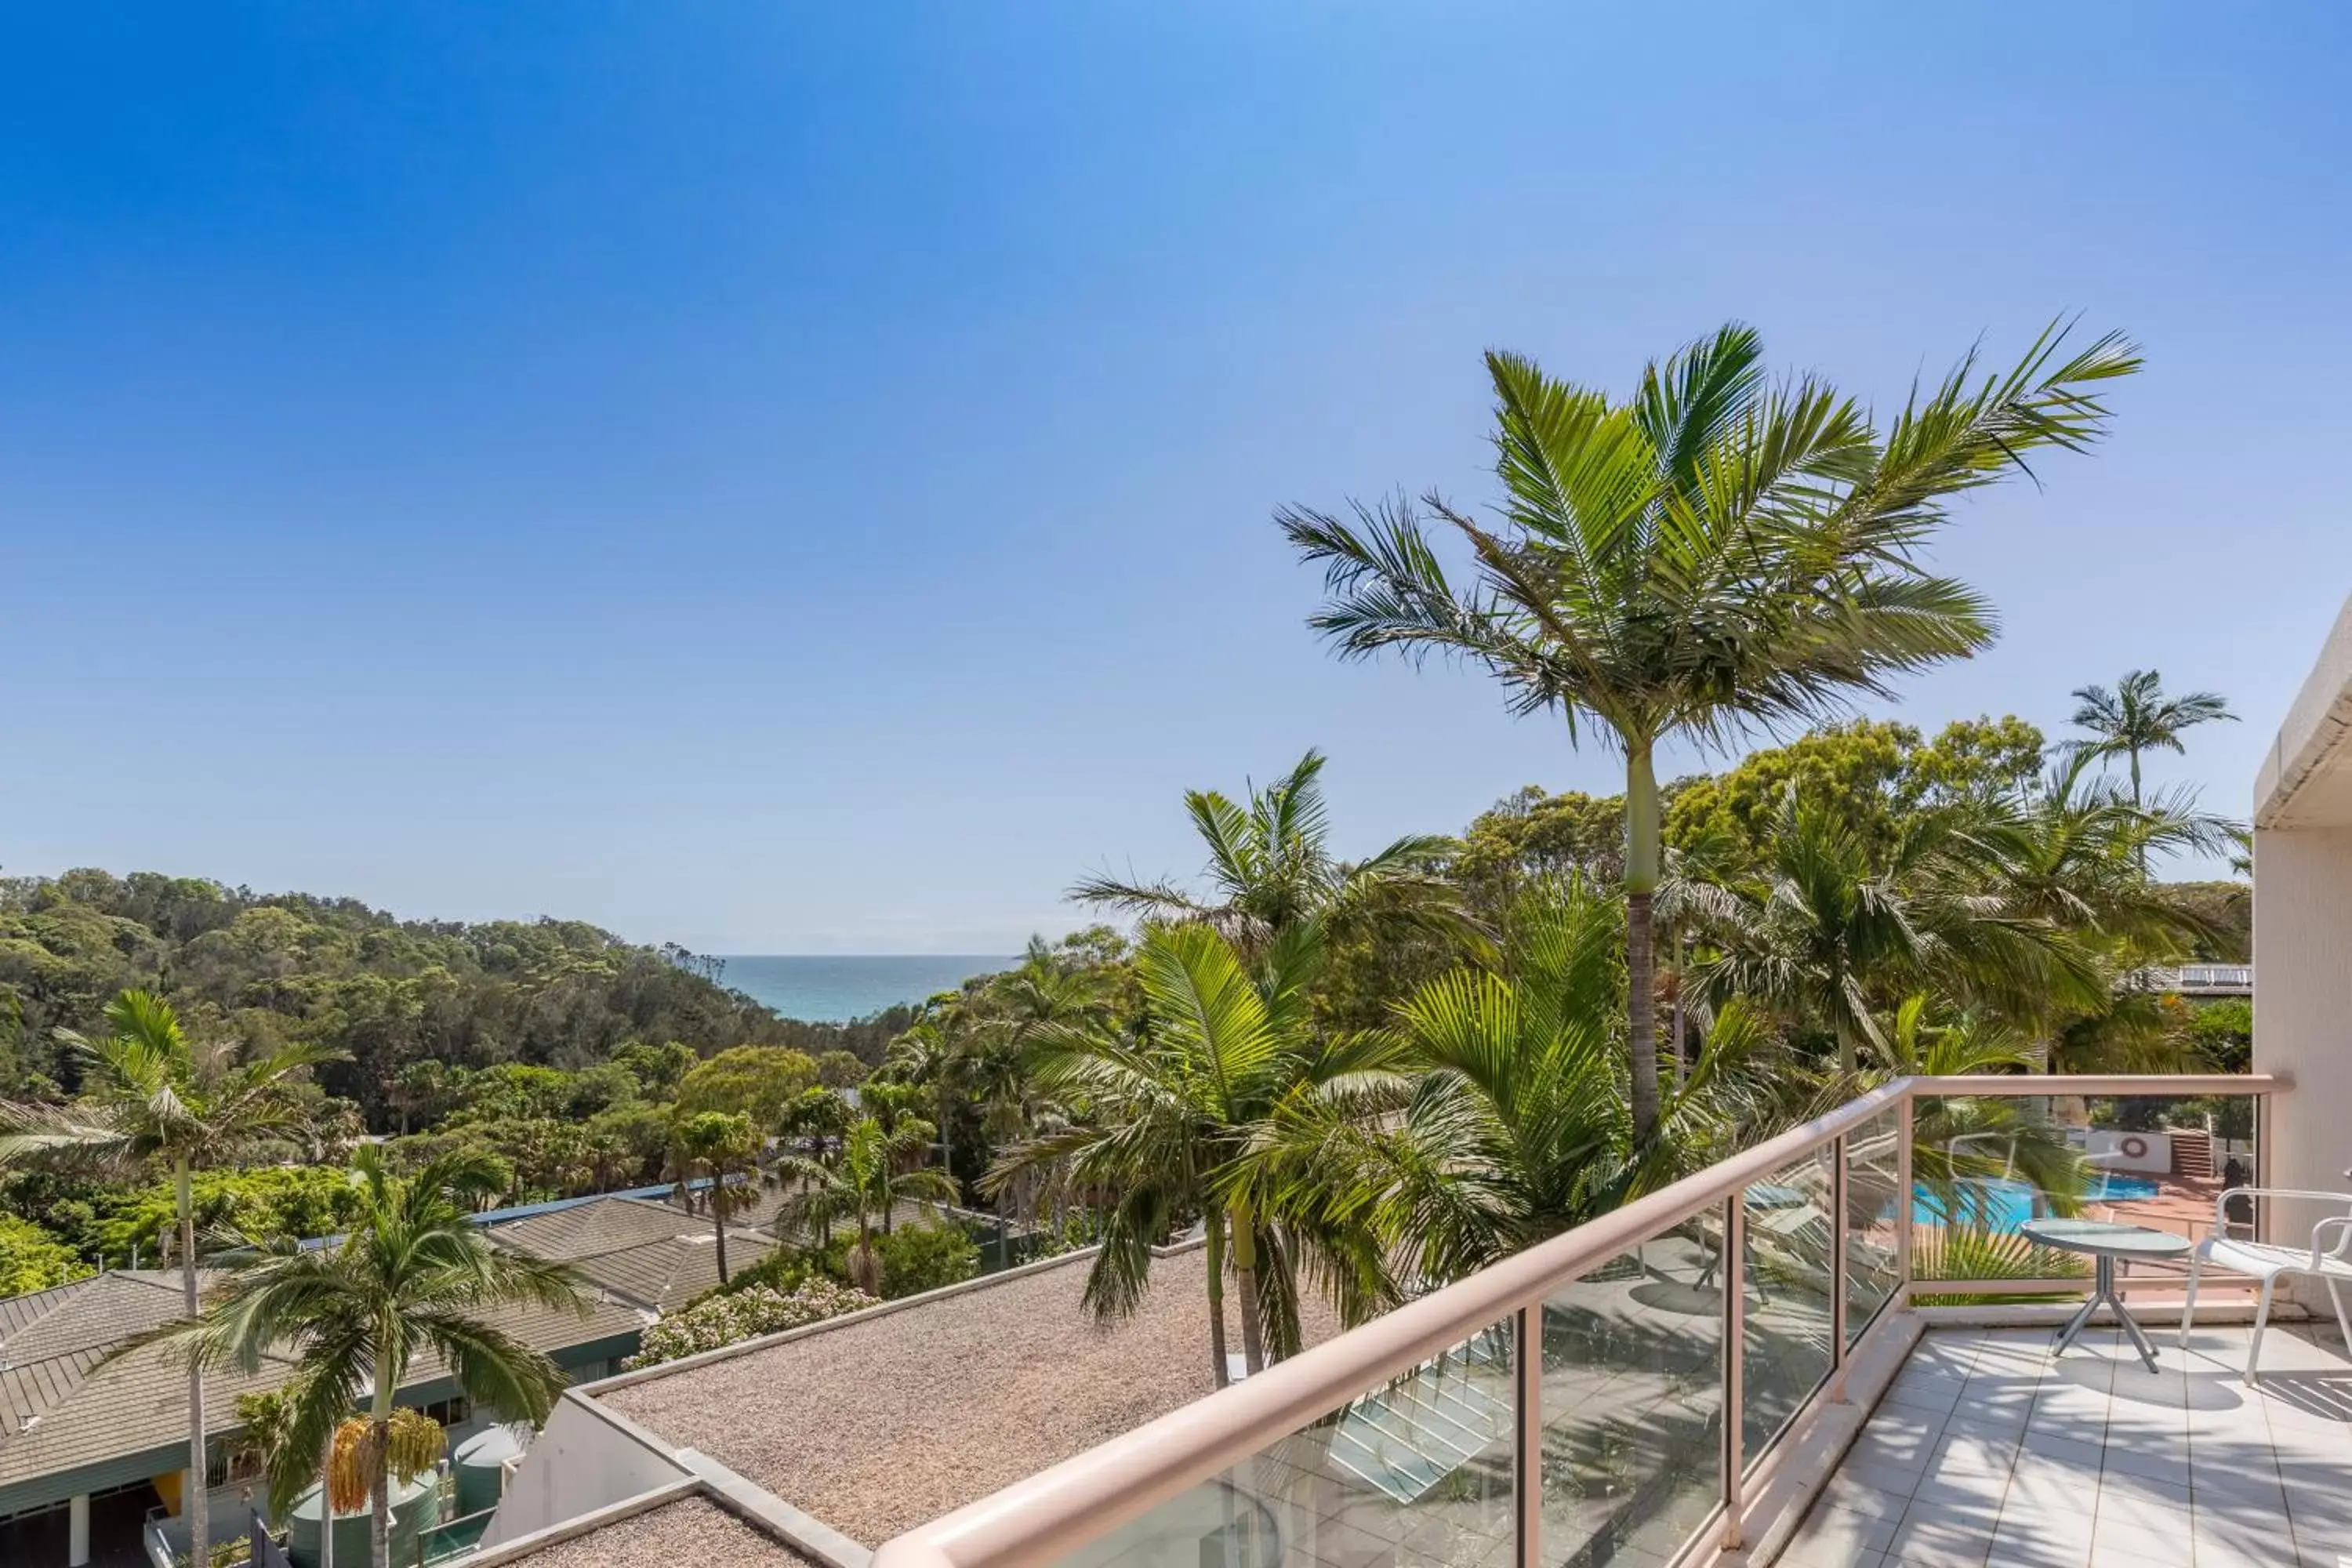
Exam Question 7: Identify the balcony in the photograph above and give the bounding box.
[1786,1321,2347,1567]
[868,1074,2335,1568]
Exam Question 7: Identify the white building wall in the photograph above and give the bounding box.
[477,1395,691,1549]
[2253,824,2352,1201]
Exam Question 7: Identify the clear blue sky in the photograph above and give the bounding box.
[3,4,2347,953]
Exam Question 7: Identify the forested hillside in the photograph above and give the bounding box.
[0,868,904,1120]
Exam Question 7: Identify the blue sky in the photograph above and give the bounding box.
[3,3,2347,953]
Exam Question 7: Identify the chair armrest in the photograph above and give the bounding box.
[2313,1215,2352,1267]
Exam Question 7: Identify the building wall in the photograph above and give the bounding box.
[2252,823,2352,1216]
[477,1395,690,1550]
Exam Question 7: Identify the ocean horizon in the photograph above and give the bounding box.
[717,953,1016,1023]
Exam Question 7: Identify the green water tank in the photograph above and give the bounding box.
[285,1472,441,1568]
[452,1423,532,1519]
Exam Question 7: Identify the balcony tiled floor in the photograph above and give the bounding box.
[1784,1320,2352,1567]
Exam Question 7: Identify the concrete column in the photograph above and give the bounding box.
[67,1493,89,1568]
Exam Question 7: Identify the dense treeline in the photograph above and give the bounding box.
[0,869,904,1119]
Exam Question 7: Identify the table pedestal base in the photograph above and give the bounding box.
[2053,1254,2162,1373]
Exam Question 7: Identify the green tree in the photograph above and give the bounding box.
[1070,749,1470,962]
[1254,879,1771,1286]
[165,1146,587,1568]
[2069,669,2237,810]
[1281,323,2138,1138]
[1697,789,2086,1070]
[0,1210,88,1294]
[813,1050,868,1089]
[0,991,335,1568]
[989,920,1398,1382]
[666,1110,762,1284]
[673,1046,819,1126]
[772,1116,956,1294]
[613,1040,698,1098]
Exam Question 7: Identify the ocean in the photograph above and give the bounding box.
[716,954,1016,1023]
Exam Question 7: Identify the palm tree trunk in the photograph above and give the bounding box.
[177,1156,210,1568]
[712,1169,731,1284]
[319,1423,336,1568]
[1229,1197,1266,1376]
[1204,1209,1231,1388]
[1671,929,1688,1087]
[1624,744,1663,1143]
[369,1359,396,1568]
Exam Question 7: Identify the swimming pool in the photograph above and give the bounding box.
[1908,1172,2162,1231]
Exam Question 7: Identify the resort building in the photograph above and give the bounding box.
[0,1265,643,1568]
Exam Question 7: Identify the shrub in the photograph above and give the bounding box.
[833,1221,979,1299]
[0,1212,89,1296]
[625,1279,876,1369]
[696,1245,826,1303]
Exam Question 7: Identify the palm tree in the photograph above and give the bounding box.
[666,1110,762,1285]
[1250,878,1777,1288]
[2069,670,2236,810]
[0,991,337,1568]
[1070,749,1472,962]
[166,1146,588,1568]
[986,920,1402,1382]
[1280,323,2140,1139]
[1697,789,2093,1070]
[772,1116,956,1292]
[884,992,985,1202]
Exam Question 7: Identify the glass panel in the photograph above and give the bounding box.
[1742,1148,1835,1462]
[1541,1237,1722,1566]
[1908,1091,2266,1303]
[1842,1109,1903,1344]
[1059,1319,1517,1568]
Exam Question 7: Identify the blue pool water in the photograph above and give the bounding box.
[1908,1174,2161,1232]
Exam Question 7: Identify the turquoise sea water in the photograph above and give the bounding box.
[717,954,1015,1022]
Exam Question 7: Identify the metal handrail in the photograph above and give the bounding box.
[870,1073,2289,1568]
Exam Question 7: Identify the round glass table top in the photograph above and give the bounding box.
[2018,1217,2193,1256]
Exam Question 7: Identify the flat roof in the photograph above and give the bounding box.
[501,1496,817,1568]
[2256,589,2352,829]
[597,1245,1341,1546]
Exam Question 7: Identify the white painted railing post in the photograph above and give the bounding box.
[1515,1302,1541,1568]
[1721,1191,1746,1551]
[1830,1134,1849,1401]
[1896,1091,1916,1300]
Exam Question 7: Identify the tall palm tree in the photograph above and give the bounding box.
[165,1146,588,1568]
[1250,878,1780,1289]
[884,992,985,1201]
[666,1110,762,1285]
[1280,322,2140,1139]
[771,1116,956,1292]
[2068,669,2236,809]
[986,920,1401,1383]
[1070,749,1472,962]
[0,991,336,1568]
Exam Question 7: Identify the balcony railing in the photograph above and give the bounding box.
[869,1073,2286,1568]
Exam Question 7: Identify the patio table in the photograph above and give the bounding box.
[2019,1217,2191,1373]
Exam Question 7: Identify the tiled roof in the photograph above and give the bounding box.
[0,1339,299,1489]
[0,1266,643,1498]
[0,1271,215,1366]
[486,1196,782,1313]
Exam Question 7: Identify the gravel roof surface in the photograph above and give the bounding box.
[602,1248,1340,1546]
[510,1497,814,1567]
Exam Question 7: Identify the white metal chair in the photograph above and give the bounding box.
[2177,1185,2352,1382]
